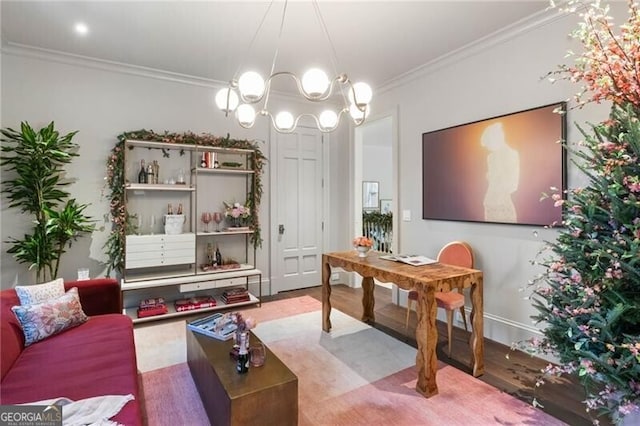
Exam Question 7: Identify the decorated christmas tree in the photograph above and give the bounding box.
[523,1,640,423]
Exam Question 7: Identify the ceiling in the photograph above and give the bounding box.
[1,1,549,92]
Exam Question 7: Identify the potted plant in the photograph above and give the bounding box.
[0,121,94,282]
[517,1,640,424]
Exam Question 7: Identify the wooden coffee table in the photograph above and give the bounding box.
[186,328,298,426]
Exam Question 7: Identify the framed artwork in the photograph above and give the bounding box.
[362,181,379,210]
[380,199,392,214]
[422,102,567,226]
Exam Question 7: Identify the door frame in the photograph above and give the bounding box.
[352,108,399,291]
[268,126,329,296]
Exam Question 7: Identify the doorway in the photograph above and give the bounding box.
[353,111,398,291]
[269,126,325,294]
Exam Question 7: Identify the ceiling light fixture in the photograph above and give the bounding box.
[214,0,372,134]
[74,22,89,36]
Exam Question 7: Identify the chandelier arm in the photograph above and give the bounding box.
[263,0,289,111]
[313,1,350,107]
[234,0,276,81]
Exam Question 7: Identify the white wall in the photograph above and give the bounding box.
[374,9,611,346]
[0,48,349,289]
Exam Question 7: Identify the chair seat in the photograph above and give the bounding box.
[435,291,464,310]
[407,290,464,309]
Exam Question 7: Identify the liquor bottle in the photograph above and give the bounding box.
[147,163,155,184]
[236,332,249,374]
[177,203,183,215]
[201,152,207,168]
[167,203,174,215]
[138,160,147,184]
[215,246,222,267]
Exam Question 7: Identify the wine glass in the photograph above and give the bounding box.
[136,215,144,235]
[201,212,212,233]
[212,212,223,232]
[149,215,157,235]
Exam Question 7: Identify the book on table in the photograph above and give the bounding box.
[379,254,438,266]
[187,312,237,341]
[222,287,250,304]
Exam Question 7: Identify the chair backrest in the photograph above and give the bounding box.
[437,241,474,269]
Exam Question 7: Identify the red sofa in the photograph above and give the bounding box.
[0,278,142,425]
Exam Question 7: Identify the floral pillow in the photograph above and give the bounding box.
[15,278,65,305]
[11,287,88,346]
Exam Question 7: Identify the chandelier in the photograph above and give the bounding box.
[214,1,372,134]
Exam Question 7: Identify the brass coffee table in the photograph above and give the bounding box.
[186,328,298,426]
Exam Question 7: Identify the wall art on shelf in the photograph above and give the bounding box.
[422,102,567,226]
[362,181,379,211]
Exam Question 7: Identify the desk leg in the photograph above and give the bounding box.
[361,277,375,323]
[322,256,332,332]
[469,276,485,377]
[415,286,438,397]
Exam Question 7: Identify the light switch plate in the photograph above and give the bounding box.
[402,210,411,221]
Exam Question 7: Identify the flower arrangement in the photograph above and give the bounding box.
[353,236,373,248]
[215,311,257,334]
[224,201,251,227]
[514,1,640,423]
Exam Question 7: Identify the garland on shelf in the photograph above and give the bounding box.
[103,129,266,276]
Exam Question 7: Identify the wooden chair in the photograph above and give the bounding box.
[404,241,474,357]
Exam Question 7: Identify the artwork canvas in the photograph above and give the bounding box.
[422,102,566,226]
[363,181,379,210]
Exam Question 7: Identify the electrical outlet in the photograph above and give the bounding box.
[330,273,339,281]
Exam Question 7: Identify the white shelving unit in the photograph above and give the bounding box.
[121,139,261,323]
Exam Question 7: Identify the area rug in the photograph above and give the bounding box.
[139,296,566,425]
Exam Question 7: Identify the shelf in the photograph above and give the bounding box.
[193,167,254,175]
[196,145,254,154]
[125,292,260,324]
[196,229,254,237]
[122,267,261,290]
[196,264,256,276]
[126,183,195,191]
[125,139,198,151]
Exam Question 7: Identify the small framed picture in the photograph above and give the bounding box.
[380,199,392,214]
[362,181,379,210]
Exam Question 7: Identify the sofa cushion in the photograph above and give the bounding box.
[0,314,142,425]
[11,287,88,346]
[15,278,65,305]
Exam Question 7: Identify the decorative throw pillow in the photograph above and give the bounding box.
[15,278,65,305]
[11,287,88,346]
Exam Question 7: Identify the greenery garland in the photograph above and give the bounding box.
[104,129,266,276]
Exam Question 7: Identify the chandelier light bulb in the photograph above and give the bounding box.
[348,82,373,106]
[238,71,265,102]
[215,88,239,112]
[236,104,256,127]
[319,110,338,130]
[275,111,295,131]
[301,68,330,97]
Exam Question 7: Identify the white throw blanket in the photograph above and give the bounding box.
[21,394,134,426]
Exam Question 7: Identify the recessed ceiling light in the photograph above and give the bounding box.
[74,22,89,36]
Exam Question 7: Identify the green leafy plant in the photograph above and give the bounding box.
[1,122,94,282]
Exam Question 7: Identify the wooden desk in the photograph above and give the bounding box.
[322,251,484,398]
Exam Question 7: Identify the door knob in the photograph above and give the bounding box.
[278,224,285,235]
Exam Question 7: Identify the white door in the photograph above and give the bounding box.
[270,127,324,293]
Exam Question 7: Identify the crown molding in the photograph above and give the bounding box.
[2,41,226,89]
[377,6,571,95]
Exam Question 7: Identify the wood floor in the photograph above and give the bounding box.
[263,284,606,426]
